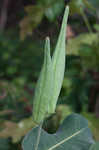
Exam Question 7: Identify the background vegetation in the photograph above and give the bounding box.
[0,0,99,149]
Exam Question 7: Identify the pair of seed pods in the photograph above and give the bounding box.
[33,6,69,124]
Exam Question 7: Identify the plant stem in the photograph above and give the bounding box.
[80,8,93,33]
[35,121,43,150]
[0,0,9,31]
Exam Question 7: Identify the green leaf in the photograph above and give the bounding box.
[37,0,63,7]
[33,37,53,123]
[45,1,64,21]
[94,24,99,31]
[69,0,85,15]
[67,33,98,55]
[20,5,44,40]
[22,114,94,150]
[69,0,95,15]
[82,112,99,141]
[0,138,10,150]
[89,142,99,150]
[87,0,99,10]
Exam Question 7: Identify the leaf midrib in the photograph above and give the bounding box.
[48,127,87,150]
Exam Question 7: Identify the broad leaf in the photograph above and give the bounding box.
[0,138,10,150]
[22,114,94,150]
[89,142,99,150]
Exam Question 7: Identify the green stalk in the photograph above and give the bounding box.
[80,8,93,33]
[35,121,43,150]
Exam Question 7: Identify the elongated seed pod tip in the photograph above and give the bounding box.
[33,6,69,124]
[49,6,69,113]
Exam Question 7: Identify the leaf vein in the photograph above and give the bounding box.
[48,128,86,150]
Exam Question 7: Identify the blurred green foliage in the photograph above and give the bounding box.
[0,32,44,81]
[61,32,99,113]
[0,0,99,149]
[20,0,64,39]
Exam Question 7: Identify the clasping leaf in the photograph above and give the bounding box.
[22,114,94,150]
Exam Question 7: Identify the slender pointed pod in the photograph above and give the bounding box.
[50,6,69,113]
[33,37,53,123]
[33,6,69,124]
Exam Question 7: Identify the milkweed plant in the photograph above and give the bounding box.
[22,6,98,150]
[32,6,69,124]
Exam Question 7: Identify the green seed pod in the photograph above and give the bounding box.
[33,37,53,123]
[50,6,69,113]
[33,6,69,124]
